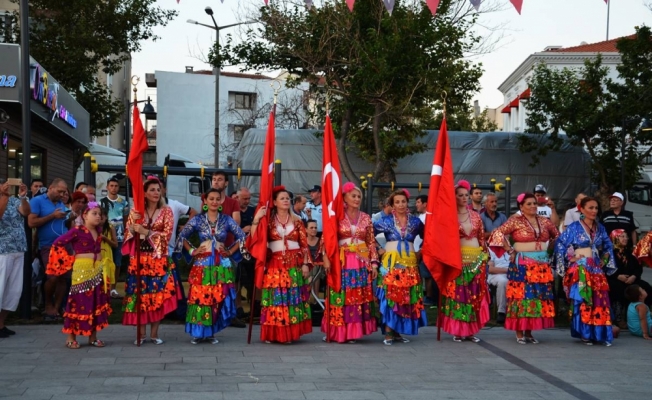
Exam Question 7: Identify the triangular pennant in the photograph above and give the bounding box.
[346,0,355,12]
[470,0,481,11]
[383,0,395,15]
[510,0,523,14]
[305,0,313,8]
[264,0,269,5]
[426,0,440,16]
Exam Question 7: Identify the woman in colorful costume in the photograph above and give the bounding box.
[122,178,178,345]
[176,188,247,344]
[322,182,379,343]
[554,196,615,346]
[441,180,489,343]
[251,186,312,343]
[48,202,111,349]
[374,189,426,345]
[488,193,559,344]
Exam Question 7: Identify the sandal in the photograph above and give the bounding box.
[65,340,80,349]
[110,290,122,299]
[581,339,593,346]
[516,337,527,345]
[89,339,106,347]
[525,336,539,344]
[383,337,393,346]
[453,336,463,343]
[468,336,481,343]
[150,337,164,345]
[393,335,410,343]
[134,338,145,346]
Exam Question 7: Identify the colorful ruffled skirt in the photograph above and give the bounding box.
[441,246,489,337]
[376,250,427,335]
[122,252,179,325]
[321,244,377,342]
[563,257,613,343]
[260,249,312,342]
[63,259,112,336]
[100,241,116,292]
[506,251,555,331]
[185,252,237,338]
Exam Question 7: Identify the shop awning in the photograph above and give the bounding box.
[509,97,520,108]
[519,88,531,99]
[501,105,511,114]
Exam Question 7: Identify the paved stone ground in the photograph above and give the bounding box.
[0,323,649,400]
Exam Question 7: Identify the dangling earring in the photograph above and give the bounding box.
[202,204,208,212]
[580,213,585,220]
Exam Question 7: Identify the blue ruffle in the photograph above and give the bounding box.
[524,282,554,300]
[264,287,306,306]
[570,300,613,343]
[185,286,237,339]
[125,274,167,295]
[342,268,371,290]
[376,287,427,336]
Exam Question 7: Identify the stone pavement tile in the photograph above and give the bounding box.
[169,383,239,392]
[143,376,201,385]
[246,367,296,376]
[79,357,117,365]
[605,384,647,393]
[293,368,331,376]
[314,382,399,391]
[0,365,35,373]
[304,391,387,400]
[3,370,90,380]
[401,382,478,391]
[91,368,215,378]
[457,390,545,399]
[222,392,306,400]
[23,387,71,397]
[19,378,107,388]
[33,364,165,375]
[569,384,617,393]
[237,382,278,391]
[51,394,139,400]
[116,357,182,364]
[534,391,579,400]
[280,356,316,363]
[0,379,22,389]
[181,356,217,364]
[202,374,284,384]
[217,355,279,363]
[68,384,170,395]
[381,390,463,399]
[276,382,317,391]
[138,393,224,400]
[474,383,558,391]
[103,377,145,385]
[0,387,27,397]
[164,363,251,371]
[0,352,41,360]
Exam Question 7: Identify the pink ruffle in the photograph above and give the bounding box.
[122,295,178,325]
[440,297,490,337]
[321,320,377,343]
[504,317,555,331]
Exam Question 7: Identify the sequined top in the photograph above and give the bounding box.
[175,213,246,253]
[268,215,310,258]
[339,212,379,263]
[52,225,102,255]
[554,221,616,276]
[488,214,559,257]
[634,231,652,266]
[374,214,423,256]
[124,207,174,259]
[459,211,485,245]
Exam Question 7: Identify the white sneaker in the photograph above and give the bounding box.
[150,337,164,345]
[207,337,219,345]
[190,337,201,345]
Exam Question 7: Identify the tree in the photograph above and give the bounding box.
[8,0,177,138]
[521,26,652,195]
[434,106,498,132]
[216,0,484,183]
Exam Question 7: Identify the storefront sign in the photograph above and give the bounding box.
[0,75,17,87]
[30,64,77,128]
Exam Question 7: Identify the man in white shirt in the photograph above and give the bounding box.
[563,192,586,232]
[488,248,510,324]
[304,185,323,235]
[533,184,560,226]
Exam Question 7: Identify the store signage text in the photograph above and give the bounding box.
[0,75,17,87]
[30,64,77,129]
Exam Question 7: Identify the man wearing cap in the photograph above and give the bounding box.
[563,192,587,232]
[305,185,323,234]
[532,184,560,227]
[601,192,637,248]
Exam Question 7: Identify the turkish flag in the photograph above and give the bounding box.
[248,108,276,289]
[510,0,523,14]
[321,115,343,292]
[127,103,149,217]
[422,118,462,290]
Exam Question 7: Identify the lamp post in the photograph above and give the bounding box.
[187,8,256,168]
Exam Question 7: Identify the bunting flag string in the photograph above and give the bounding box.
[346,0,355,12]
[510,0,523,14]
[382,0,395,15]
[470,0,481,11]
[426,0,440,16]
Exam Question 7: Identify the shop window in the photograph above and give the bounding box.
[8,138,44,183]
[229,92,256,110]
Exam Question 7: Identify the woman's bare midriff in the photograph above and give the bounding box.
[384,241,415,254]
[574,247,593,258]
[76,253,101,261]
[514,242,549,252]
[460,238,480,247]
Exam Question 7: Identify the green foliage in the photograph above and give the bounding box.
[8,0,177,137]
[434,106,498,132]
[216,0,483,182]
[521,26,652,193]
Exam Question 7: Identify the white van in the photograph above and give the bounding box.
[627,178,652,235]
[75,144,206,210]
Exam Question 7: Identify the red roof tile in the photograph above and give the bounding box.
[549,34,636,53]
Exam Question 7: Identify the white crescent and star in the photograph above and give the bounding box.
[323,162,340,217]
[431,165,442,176]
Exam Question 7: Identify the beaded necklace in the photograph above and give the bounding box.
[524,215,542,250]
[394,212,408,238]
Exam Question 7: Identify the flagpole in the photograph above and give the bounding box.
[606,0,610,40]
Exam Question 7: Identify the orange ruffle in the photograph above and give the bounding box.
[46,246,74,276]
[127,254,168,276]
[260,320,312,343]
[524,259,553,283]
[62,321,109,336]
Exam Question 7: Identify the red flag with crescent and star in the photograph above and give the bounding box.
[421,118,462,290]
[322,114,343,292]
[127,103,149,219]
[248,107,276,289]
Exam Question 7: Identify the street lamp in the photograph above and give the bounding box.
[187,8,256,168]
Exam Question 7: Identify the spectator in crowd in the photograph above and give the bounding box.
[480,193,507,239]
[0,180,30,337]
[489,193,559,344]
[29,179,44,199]
[469,187,484,213]
[532,184,560,227]
[563,192,586,231]
[68,191,88,228]
[608,229,652,327]
[28,178,70,321]
[230,192,239,200]
[61,189,71,209]
[235,187,256,320]
[487,249,509,324]
[555,196,615,346]
[250,186,313,343]
[81,185,96,202]
[74,182,87,192]
[625,285,652,339]
[374,189,427,344]
[122,178,178,345]
[100,177,130,298]
[293,194,308,222]
[372,198,392,223]
[48,202,111,349]
[441,181,489,343]
[305,185,323,234]
[413,195,436,307]
[601,192,637,248]
[322,183,378,343]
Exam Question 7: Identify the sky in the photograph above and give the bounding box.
[131,0,651,111]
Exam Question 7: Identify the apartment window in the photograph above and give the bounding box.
[229,124,252,146]
[230,92,256,110]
